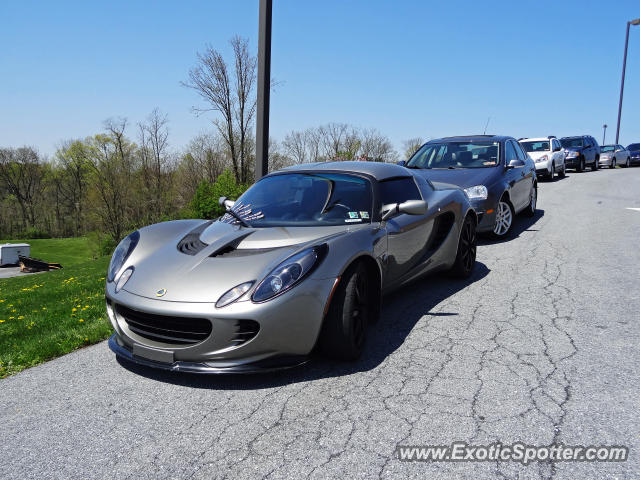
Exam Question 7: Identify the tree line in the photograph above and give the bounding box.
[0,36,425,246]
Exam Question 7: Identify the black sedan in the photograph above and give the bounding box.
[399,135,537,239]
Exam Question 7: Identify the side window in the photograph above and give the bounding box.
[379,177,421,205]
[505,141,518,162]
[553,139,560,151]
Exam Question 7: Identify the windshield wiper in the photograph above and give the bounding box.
[224,207,251,228]
[447,166,457,169]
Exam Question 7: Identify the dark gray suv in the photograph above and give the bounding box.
[559,135,600,172]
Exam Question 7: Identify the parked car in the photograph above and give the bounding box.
[559,135,599,172]
[106,162,477,372]
[519,136,566,180]
[627,143,640,166]
[400,135,537,239]
[599,145,631,168]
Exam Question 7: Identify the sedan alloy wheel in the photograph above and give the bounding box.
[492,199,513,237]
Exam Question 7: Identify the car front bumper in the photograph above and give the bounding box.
[105,275,338,373]
[534,159,552,176]
[599,157,614,166]
[469,199,497,233]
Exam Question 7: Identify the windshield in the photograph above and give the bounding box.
[521,141,550,153]
[406,141,500,169]
[600,145,615,152]
[628,143,640,151]
[220,172,373,227]
[560,137,583,148]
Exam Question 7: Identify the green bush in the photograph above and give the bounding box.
[87,231,117,258]
[191,169,249,219]
[17,228,51,239]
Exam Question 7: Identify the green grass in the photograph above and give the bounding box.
[0,238,111,378]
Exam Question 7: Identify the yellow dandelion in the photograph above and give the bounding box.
[42,307,46,310]
[84,337,89,341]
[0,299,4,302]
[72,308,77,312]
[84,305,89,308]
[17,315,24,320]
[76,304,81,308]
[79,318,85,322]
[11,309,16,313]
[9,316,14,320]
[0,320,4,323]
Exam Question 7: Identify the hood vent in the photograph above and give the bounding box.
[177,221,213,255]
[210,246,284,258]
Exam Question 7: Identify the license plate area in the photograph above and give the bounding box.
[132,343,174,364]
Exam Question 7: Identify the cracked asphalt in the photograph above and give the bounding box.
[1,167,639,480]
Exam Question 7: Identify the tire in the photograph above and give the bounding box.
[610,158,616,169]
[577,157,585,172]
[449,215,477,278]
[318,263,371,360]
[548,163,555,181]
[559,163,566,178]
[490,197,514,239]
[592,156,599,171]
[523,183,537,218]
[625,158,630,168]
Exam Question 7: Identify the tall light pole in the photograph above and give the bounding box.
[615,18,640,144]
[255,0,272,180]
[602,124,607,145]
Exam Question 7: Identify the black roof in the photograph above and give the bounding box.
[427,135,513,143]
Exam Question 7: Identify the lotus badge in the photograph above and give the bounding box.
[156,288,167,297]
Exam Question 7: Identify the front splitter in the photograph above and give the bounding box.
[108,334,309,374]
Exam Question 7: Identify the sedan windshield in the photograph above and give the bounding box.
[560,137,583,148]
[628,143,640,151]
[220,172,373,227]
[600,145,615,152]
[521,141,549,152]
[406,141,500,169]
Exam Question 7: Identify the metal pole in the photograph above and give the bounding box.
[602,124,607,145]
[255,0,272,180]
[615,22,631,144]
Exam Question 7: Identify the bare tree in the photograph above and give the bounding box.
[0,146,45,228]
[139,108,171,221]
[282,130,309,164]
[183,37,257,184]
[360,128,397,162]
[319,122,349,159]
[54,139,91,235]
[402,137,425,160]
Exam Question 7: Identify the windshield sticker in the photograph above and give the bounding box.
[345,218,362,223]
[348,212,359,219]
[360,211,369,219]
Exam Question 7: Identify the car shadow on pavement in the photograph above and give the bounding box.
[117,262,490,389]
[477,208,545,245]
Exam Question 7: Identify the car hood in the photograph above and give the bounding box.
[121,220,354,302]
[414,167,499,189]
[600,151,613,157]
[629,150,640,156]
[527,151,550,160]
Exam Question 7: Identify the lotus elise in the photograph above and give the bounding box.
[106,161,477,373]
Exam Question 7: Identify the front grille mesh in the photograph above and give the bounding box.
[231,319,260,346]
[116,304,212,345]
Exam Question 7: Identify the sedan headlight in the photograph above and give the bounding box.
[566,151,579,158]
[252,245,328,302]
[537,154,548,162]
[216,281,254,308]
[107,231,140,283]
[463,185,488,201]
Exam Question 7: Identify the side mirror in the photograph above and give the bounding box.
[397,160,406,167]
[506,158,525,169]
[381,199,428,220]
[553,145,562,152]
[219,196,235,209]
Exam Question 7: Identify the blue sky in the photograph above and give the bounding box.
[1,0,639,157]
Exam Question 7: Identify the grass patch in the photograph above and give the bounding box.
[0,238,111,378]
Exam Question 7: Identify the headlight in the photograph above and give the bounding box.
[115,266,134,293]
[107,231,140,283]
[252,245,328,302]
[566,151,578,158]
[216,281,254,308]
[463,185,488,201]
[537,154,548,162]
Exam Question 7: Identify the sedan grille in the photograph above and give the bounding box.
[115,304,212,345]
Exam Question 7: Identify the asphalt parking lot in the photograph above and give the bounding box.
[1,167,639,479]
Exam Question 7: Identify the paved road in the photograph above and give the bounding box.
[2,167,639,479]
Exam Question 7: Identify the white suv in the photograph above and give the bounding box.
[519,136,566,180]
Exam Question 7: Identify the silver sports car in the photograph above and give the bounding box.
[106,161,477,373]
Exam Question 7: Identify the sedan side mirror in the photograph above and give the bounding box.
[219,196,236,209]
[381,199,428,220]
[506,158,525,169]
[553,145,562,152]
[397,160,406,167]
